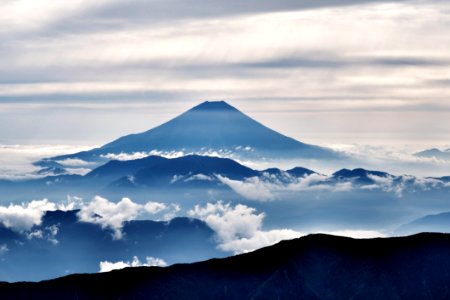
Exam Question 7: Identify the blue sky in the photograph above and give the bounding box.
[0,0,449,149]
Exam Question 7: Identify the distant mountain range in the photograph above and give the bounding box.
[415,148,450,160]
[2,233,450,299]
[37,101,341,169]
[0,210,222,282]
[0,155,319,201]
[2,155,449,202]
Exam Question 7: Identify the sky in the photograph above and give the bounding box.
[0,0,449,150]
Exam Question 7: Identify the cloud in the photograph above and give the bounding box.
[58,195,85,211]
[0,199,56,232]
[0,144,94,180]
[56,158,95,167]
[187,201,386,252]
[219,229,302,253]
[183,174,214,182]
[101,148,245,162]
[288,173,353,192]
[162,204,181,221]
[188,202,303,253]
[77,196,181,238]
[0,0,450,152]
[0,0,113,34]
[0,244,8,254]
[322,230,386,239]
[218,173,353,201]
[358,173,450,197]
[99,256,167,273]
[0,196,184,244]
[26,224,59,245]
[327,143,450,177]
[143,202,167,214]
[77,196,142,239]
[217,176,276,201]
[101,150,185,161]
[98,260,129,273]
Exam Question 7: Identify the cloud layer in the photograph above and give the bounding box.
[0,1,449,148]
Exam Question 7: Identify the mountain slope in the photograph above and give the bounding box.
[1,233,450,299]
[415,148,450,160]
[332,168,392,184]
[46,101,339,165]
[395,212,450,235]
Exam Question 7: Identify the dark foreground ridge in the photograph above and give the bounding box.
[1,233,450,299]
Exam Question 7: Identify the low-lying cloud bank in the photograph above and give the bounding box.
[218,173,353,201]
[217,170,450,201]
[0,144,93,180]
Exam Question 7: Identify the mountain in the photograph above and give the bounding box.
[0,210,223,282]
[41,101,340,168]
[1,233,450,299]
[85,155,170,184]
[286,166,316,177]
[108,155,260,189]
[0,155,319,202]
[332,168,392,184]
[395,212,450,236]
[415,148,450,160]
[3,154,450,202]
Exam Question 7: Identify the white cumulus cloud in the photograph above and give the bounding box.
[143,202,167,214]
[77,196,142,239]
[188,201,303,254]
[0,199,56,232]
[77,196,181,239]
[99,256,167,273]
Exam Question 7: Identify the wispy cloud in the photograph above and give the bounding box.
[0,1,449,147]
[217,173,353,201]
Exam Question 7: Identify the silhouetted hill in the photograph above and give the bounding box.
[1,233,450,299]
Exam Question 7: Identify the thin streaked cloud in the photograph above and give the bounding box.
[0,0,448,147]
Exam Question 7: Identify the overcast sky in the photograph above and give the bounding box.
[0,0,449,149]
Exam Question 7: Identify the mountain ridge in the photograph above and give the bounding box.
[1,233,450,299]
